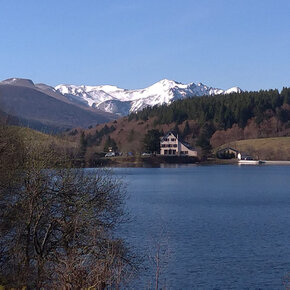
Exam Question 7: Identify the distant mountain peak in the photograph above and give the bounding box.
[1,78,35,87]
[154,78,182,87]
[158,78,179,84]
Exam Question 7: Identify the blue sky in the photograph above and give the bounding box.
[0,0,289,91]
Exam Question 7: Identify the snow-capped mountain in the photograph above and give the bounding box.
[55,79,242,116]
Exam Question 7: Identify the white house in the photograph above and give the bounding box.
[160,131,197,157]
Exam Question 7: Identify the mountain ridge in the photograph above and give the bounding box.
[55,79,242,116]
[0,78,117,132]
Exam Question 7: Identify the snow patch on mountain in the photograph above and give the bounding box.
[1,78,35,87]
[55,79,242,116]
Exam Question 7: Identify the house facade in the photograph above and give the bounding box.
[216,147,239,159]
[160,131,197,157]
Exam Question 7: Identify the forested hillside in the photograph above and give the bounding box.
[65,88,290,161]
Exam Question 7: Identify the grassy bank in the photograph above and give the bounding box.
[9,126,77,150]
[216,137,290,161]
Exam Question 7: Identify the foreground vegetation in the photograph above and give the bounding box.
[0,125,136,288]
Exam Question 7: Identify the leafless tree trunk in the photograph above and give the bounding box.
[148,223,170,290]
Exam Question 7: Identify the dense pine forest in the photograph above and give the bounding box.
[129,88,290,130]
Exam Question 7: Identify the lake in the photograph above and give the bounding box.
[113,165,290,289]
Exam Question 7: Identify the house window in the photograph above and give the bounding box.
[173,144,177,147]
[171,138,175,141]
[164,150,168,154]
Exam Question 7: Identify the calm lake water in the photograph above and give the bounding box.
[112,165,290,289]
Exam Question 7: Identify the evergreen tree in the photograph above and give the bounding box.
[182,121,190,138]
[196,123,214,158]
[104,136,118,152]
[79,131,87,160]
[143,129,162,153]
[173,124,180,137]
[196,134,212,158]
[281,87,290,104]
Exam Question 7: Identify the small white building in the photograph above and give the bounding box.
[237,152,254,160]
[160,131,197,157]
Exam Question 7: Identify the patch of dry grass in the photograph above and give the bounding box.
[12,126,78,154]
[216,137,290,161]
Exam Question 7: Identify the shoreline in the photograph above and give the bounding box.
[85,156,290,168]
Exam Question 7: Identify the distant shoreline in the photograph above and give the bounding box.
[85,156,290,168]
[88,155,199,168]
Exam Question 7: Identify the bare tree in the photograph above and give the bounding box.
[147,224,170,290]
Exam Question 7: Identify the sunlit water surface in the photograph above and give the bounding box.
[99,165,290,289]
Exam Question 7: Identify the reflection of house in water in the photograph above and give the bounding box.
[160,131,197,157]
